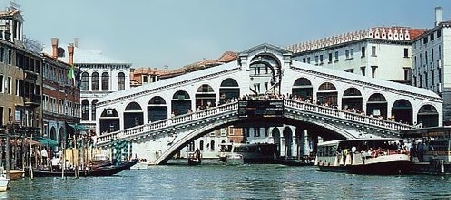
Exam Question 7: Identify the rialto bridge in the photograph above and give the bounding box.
[94,43,442,164]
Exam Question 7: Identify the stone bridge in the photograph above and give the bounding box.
[93,43,442,164]
[96,99,417,164]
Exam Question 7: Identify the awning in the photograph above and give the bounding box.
[67,123,89,131]
[37,138,59,147]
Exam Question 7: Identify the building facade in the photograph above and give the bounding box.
[41,38,80,147]
[412,7,451,125]
[0,7,41,138]
[288,27,425,84]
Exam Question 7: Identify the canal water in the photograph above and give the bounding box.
[3,163,451,199]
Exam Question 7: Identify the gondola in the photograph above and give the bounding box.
[25,159,138,177]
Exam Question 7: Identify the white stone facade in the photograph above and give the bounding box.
[412,7,451,124]
[289,27,420,84]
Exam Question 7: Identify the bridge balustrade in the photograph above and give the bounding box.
[96,102,238,146]
[284,99,414,130]
[97,99,415,146]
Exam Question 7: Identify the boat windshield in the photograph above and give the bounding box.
[337,139,402,152]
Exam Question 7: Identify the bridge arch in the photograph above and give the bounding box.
[99,108,119,134]
[317,81,338,106]
[195,84,216,110]
[219,78,240,104]
[172,90,191,116]
[366,93,387,119]
[124,102,144,129]
[392,99,413,124]
[342,87,363,112]
[292,77,313,100]
[148,96,167,122]
[417,104,439,128]
[250,53,283,95]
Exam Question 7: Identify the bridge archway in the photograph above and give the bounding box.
[99,108,119,134]
[172,90,191,115]
[342,87,363,112]
[124,102,144,129]
[392,99,412,124]
[219,78,239,104]
[366,93,387,119]
[283,127,293,157]
[417,104,439,128]
[196,84,216,110]
[317,82,337,106]
[292,78,313,100]
[148,96,167,122]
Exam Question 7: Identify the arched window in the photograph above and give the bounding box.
[102,72,109,91]
[81,72,89,90]
[91,72,99,91]
[91,100,98,121]
[81,100,89,120]
[118,72,125,90]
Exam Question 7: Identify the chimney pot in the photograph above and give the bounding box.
[51,38,59,59]
[68,43,74,65]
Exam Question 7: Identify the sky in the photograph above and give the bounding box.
[3,0,451,69]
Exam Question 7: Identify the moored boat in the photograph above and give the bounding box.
[0,176,9,192]
[314,138,411,175]
[218,143,278,164]
[9,170,25,180]
[25,159,138,177]
[401,127,451,175]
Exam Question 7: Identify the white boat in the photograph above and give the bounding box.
[218,143,278,163]
[225,153,244,165]
[0,169,9,192]
[314,138,411,175]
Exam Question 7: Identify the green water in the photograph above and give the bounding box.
[3,164,451,199]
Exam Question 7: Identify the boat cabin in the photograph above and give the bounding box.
[401,127,451,163]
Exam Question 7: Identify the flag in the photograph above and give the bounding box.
[67,65,75,86]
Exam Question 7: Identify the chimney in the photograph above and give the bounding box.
[51,38,59,59]
[74,38,79,48]
[435,6,443,27]
[68,43,74,65]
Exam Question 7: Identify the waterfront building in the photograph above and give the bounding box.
[41,38,80,148]
[412,7,451,125]
[287,27,425,84]
[0,7,41,138]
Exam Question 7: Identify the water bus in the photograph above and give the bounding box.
[218,143,278,164]
[314,138,411,175]
[400,127,451,175]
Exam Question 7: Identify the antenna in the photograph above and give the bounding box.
[9,1,20,10]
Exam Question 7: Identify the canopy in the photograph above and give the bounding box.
[67,123,89,131]
[37,138,59,147]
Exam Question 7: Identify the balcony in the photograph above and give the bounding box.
[24,94,41,107]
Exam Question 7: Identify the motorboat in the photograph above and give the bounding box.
[0,169,9,192]
[218,143,278,164]
[314,138,411,175]
[187,150,201,166]
[225,153,244,165]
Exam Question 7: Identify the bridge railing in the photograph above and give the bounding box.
[96,102,238,145]
[284,99,415,130]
